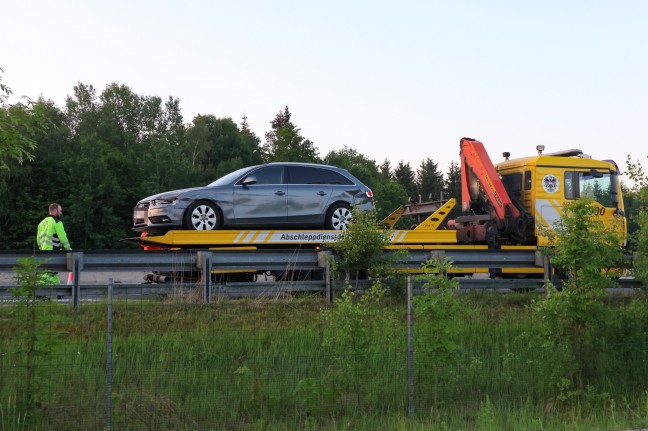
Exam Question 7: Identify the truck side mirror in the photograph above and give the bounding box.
[589,169,603,178]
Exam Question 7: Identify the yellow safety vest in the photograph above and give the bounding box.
[37,216,71,250]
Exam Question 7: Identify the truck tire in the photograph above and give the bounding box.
[326,203,352,230]
[183,201,220,230]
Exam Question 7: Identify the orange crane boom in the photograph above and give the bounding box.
[453,137,529,244]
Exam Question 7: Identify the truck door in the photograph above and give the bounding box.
[536,168,624,245]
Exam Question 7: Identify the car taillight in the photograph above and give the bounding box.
[365,189,373,198]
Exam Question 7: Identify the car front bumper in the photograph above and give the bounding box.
[132,201,187,232]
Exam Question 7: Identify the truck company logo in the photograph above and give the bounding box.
[277,233,342,242]
[542,174,559,194]
[232,231,343,244]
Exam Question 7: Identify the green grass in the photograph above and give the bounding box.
[1,293,647,430]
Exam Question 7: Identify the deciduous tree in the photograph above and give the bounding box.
[0,67,51,170]
[63,82,190,248]
[186,114,262,181]
[535,198,625,397]
[324,146,380,187]
[625,155,648,283]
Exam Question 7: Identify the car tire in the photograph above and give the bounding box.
[183,201,220,230]
[325,203,352,230]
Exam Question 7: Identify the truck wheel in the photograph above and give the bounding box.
[326,203,352,230]
[184,201,220,230]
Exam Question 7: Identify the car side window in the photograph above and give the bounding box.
[288,166,325,184]
[320,169,354,185]
[244,166,285,185]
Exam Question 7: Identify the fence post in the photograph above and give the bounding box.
[106,278,113,431]
[66,252,84,311]
[407,275,414,417]
[197,251,213,304]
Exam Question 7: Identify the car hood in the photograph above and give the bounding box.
[140,187,204,202]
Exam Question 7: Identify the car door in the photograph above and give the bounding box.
[232,166,287,225]
[287,166,333,225]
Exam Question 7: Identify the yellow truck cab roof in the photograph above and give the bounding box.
[494,150,618,172]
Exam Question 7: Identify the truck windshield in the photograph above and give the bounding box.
[565,170,617,207]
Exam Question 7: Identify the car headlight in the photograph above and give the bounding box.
[150,198,177,206]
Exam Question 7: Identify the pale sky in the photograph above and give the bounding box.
[2,1,647,176]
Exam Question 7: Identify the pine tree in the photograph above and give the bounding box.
[393,161,417,202]
[416,158,445,201]
[262,106,319,163]
[444,161,461,201]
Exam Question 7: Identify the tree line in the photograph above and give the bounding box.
[1,77,460,250]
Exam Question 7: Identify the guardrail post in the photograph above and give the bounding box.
[535,250,553,287]
[67,252,84,311]
[543,256,553,287]
[317,251,333,304]
[197,251,213,304]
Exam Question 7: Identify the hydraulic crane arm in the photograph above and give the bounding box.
[460,137,521,219]
[455,137,529,244]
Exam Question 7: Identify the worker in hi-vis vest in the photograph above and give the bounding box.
[36,203,71,284]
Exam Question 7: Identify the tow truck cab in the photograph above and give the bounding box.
[495,146,626,246]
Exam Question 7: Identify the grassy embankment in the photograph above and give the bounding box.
[1,292,647,430]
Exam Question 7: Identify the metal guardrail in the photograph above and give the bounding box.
[0,248,540,272]
[0,249,323,272]
[0,248,639,306]
[0,248,540,306]
[0,249,332,308]
[399,249,539,269]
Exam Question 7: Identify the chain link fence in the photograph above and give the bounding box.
[2,281,648,430]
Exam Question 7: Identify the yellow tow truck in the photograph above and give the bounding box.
[133,138,626,279]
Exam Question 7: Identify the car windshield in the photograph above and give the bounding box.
[207,166,256,187]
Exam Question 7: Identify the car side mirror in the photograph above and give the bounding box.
[241,176,257,186]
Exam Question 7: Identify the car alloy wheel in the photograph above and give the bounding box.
[184,201,219,230]
[327,203,352,230]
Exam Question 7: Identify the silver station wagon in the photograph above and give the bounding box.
[133,162,374,233]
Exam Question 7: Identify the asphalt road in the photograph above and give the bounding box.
[0,271,149,285]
